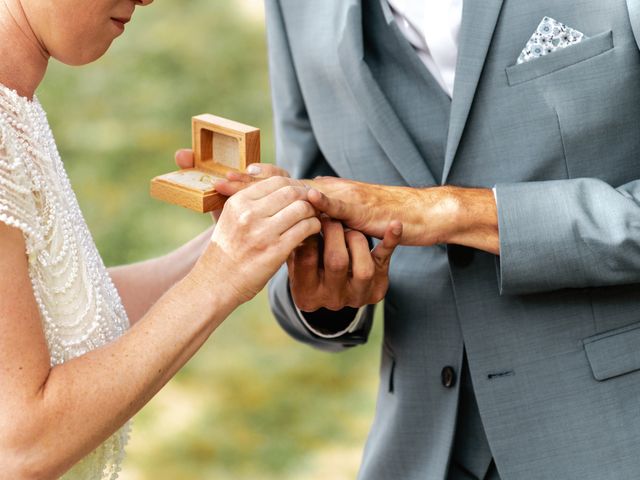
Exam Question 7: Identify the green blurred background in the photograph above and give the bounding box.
[38,1,383,479]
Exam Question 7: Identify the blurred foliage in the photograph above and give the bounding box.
[38,1,382,479]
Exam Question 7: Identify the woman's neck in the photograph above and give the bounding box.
[0,0,49,99]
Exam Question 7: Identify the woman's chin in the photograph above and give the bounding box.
[53,42,114,67]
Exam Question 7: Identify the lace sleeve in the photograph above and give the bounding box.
[0,126,43,253]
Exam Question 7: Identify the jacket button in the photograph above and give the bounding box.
[448,244,475,268]
[441,366,457,388]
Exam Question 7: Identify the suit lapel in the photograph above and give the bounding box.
[627,0,640,51]
[337,0,437,187]
[441,0,505,184]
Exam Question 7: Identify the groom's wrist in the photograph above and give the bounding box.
[443,187,500,254]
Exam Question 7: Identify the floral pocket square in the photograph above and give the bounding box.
[517,17,587,64]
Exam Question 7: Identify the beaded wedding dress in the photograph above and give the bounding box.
[0,83,130,479]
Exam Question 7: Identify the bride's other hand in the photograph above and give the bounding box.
[194,176,320,304]
[174,148,195,169]
[174,148,291,180]
[174,149,293,211]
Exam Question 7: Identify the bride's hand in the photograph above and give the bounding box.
[174,148,196,169]
[193,175,321,305]
[174,149,292,220]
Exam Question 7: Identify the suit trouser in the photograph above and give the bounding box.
[446,353,500,480]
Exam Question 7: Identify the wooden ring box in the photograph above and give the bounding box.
[150,114,260,213]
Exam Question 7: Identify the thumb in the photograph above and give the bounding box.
[307,189,349,221]
[371,221,403,267]
[175,149,195,169]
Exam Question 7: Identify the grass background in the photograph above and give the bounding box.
[37,1,383,478]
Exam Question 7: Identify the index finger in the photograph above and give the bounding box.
[230,176,308,201]
[213,178,256,197]
[245,163,291,179]
[216,175,308,199]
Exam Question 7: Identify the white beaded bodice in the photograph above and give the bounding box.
[0,84,130,479]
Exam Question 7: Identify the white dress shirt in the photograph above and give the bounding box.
[388,0,463,98]
[297,1,465,337]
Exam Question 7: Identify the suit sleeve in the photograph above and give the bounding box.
[495,178,640,295]
[264,0,375,351]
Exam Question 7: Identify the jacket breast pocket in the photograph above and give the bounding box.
[583,321,640,381]
[506,30,614,86]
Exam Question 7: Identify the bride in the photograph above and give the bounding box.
[0,0,376,478]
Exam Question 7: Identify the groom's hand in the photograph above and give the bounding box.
[289,216,402,312]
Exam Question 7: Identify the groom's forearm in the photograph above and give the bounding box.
[308,180,500,254]
[373,185,500,253]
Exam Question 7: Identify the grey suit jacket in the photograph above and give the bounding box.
[265,0,640,478]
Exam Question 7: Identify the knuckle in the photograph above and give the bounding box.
[293,295,316,312]
[249,236,269,252]
[304,200,317,215]
[346,230,366,243]
[325,252,349,272]
[346,298,366,309]
[236,210,253,227]
[307,217,322,233]
[326,301,345,312]
[266,175,288,189]
[270,165,290,178]
[353,266,375,282]
[294,200,314,218]
[281,185,299,202]
[225,195,241,211]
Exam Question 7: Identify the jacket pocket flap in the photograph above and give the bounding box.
[506,30,614,86]
[583,321,640,381]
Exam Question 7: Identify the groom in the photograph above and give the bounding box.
[263,0,640,479]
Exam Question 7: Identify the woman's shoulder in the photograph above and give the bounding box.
[0,114,34,197]
[0,89,44,252]
[0,86,31,165]
[0,83,46,182]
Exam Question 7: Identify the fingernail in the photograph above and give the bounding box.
[392,225,402,236]
[247,164,262,175]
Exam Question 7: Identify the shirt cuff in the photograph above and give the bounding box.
[293,302,368,339]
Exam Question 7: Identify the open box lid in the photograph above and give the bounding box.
[193,114,260,176]
[150,114,261,213]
